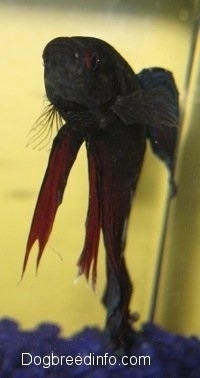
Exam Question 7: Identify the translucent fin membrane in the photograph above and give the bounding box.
[27,103,64,150]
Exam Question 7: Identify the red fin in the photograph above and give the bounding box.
[94,125,145,276]
[23,125,83,276]
[77,149,101,290]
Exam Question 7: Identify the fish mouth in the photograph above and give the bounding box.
[42,37,86,111]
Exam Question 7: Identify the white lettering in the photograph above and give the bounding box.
[34,355,41,365]
[51,353,59,366]
[43,355,50,368]
[108,355,116,365]
[21,353,32,366]
[75,355,82,365]
[21,351,151,368]
[65,355,73,365]
[83,353,92,366]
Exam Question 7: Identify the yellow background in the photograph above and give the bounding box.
[0,1,199,337]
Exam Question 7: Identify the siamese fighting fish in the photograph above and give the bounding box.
[23,37,179,348]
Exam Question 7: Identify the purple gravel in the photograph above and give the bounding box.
[0,318,199,377]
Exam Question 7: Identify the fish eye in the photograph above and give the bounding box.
[90,52,100,71]
[84,51,100,71]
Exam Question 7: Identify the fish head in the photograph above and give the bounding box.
[43,36,139,115]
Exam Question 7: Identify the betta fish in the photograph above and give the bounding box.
[23,37,179,348]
